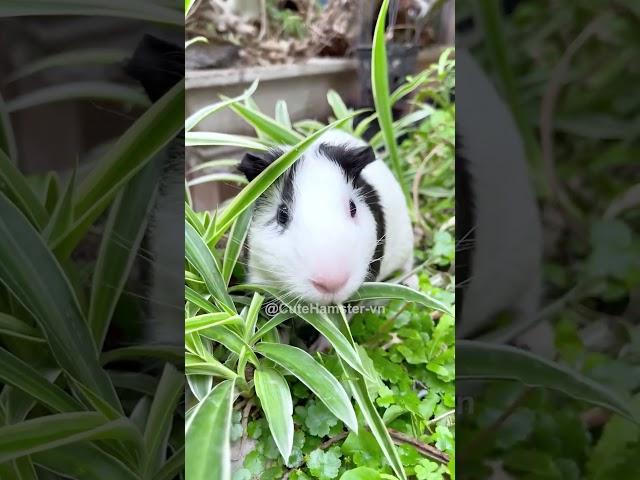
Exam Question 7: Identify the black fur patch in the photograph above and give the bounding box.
[455,134,475,317]
[124,34,183,102]
[238,148,284,182]
[356,178,386,280]
[318,143,377,184]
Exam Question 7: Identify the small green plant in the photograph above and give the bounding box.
[184,1,455,479]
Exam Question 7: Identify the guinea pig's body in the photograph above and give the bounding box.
[239,130,414,305]
[456,48,543,341]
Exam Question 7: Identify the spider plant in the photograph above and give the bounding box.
[0,3,185,479]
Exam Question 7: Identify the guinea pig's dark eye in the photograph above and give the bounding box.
[349,200,357,218]
[276,204,290,225]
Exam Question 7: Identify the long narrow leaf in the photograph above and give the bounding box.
[89,157,160,348]
[0,0,182,25]
[186,379,236,480]
[6,48,129,83]
[458,340,637,421]
[31,443,139,480]
[185,131,269,150]
[228,100,303,145]
[343,362,407,480]
[222,207,252,285]
[185,221,236,313]
[143,364,184,476]
[0,91,18,161]
[371,0,408,198]
[347,282,454,317]
[0,150,48,229]
[185,313,241,334]
[0,348,81,413]
[275,100,292,128]
[58,80,184,258]
[0,413,140,463]
[0,193,120,410]
[0,313,44,343]
[254,368,294,461]
[256,342,358,432]
[6,82,150,112]
[185,79,258,131]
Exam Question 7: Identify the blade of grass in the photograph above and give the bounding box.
[229,284,369,377]
[185,36,208,48]
[185,286,218,315]
[371,0,409,199]
[187,158,240,174]
[186,354,237,380]
[341,362,407,480]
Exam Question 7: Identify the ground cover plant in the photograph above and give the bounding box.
[184,1,456,478]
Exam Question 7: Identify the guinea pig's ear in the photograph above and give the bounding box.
[238,149,283,182]
[342,145,376,179]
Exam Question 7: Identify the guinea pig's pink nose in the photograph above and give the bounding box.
[311,272,349,294]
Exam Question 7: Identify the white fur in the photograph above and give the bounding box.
[456,49,542,338]
[247,130,414,304]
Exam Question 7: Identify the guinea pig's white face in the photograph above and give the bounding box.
[241,141,379,304]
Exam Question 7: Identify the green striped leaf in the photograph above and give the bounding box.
[256,342,357,432]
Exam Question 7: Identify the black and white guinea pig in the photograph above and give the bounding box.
[456,48,544,343]
[238,130,414,305]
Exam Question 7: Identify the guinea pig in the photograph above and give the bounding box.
[456,48,547,352]
[238,129,414,305]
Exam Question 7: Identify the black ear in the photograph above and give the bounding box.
[125,34,183,102]
[319,143,377,181]
[238,149,283,182]
[343,145,376,178]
